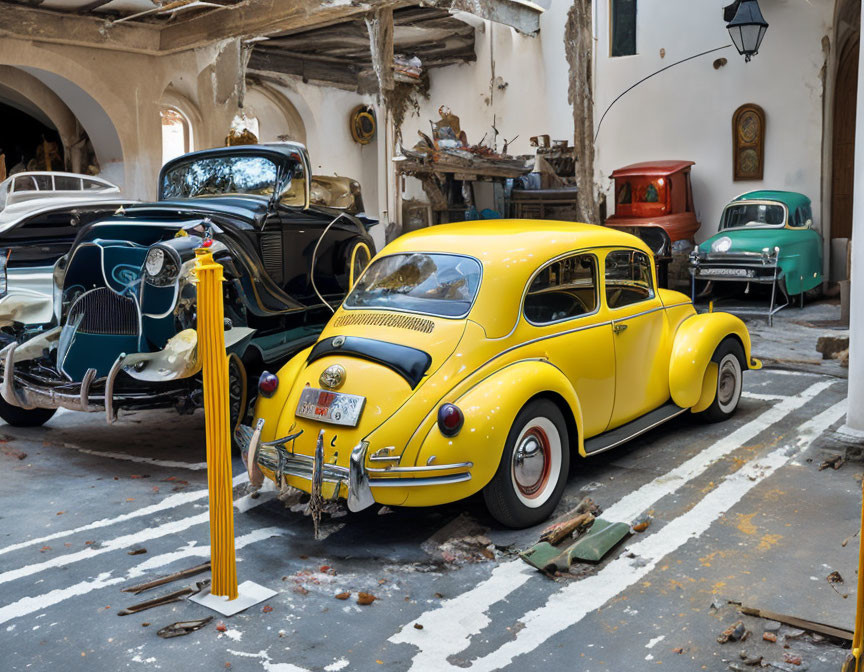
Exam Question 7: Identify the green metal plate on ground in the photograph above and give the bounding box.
[520,519,631,573]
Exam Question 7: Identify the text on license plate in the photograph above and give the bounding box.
[699,267,753,278]
[295,387,366,427]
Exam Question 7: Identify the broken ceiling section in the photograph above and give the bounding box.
[0,0,542,56]
[247,7,478,94]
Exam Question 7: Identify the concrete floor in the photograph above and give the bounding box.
[0,303,858,672]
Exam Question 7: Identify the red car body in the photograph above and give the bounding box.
[605,160,701,245]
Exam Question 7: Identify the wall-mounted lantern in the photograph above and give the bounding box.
[725,0,769,62]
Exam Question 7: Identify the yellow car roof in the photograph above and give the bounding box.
[378,219,652,337]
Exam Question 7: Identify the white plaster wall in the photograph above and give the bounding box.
[268,80,380,211]
[281,5,575,228]
[593,0,834,242]
[400,5,573,171]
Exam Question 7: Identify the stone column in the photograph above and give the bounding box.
[844,9,864,432]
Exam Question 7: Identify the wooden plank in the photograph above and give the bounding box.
[160,0,410,54]
[248,49,360,90]
[366,6,395,93]
[0,2,161,53]
[739,605,854,641]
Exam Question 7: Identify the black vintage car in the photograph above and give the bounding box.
[0,143,375,428]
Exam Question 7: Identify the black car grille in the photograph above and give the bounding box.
[260,230,284,284]
[67,288,139,336]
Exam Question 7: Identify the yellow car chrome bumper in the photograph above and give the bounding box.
[234,423,472,512]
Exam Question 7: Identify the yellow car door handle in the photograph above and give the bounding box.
[613,323,628,334]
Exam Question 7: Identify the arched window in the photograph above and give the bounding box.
[160,107,192,164]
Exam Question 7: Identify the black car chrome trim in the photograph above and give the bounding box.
[307,336,432,389]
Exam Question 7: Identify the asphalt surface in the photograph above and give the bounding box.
[0,320,858,671]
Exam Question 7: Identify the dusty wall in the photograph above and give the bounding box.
[0,37,243,200]
[399,4,572,167]
[593,0,834,243]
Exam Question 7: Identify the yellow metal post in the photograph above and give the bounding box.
[194,249,238,601]
[846,478,864,671]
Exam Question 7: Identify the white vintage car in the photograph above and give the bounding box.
[0,172,132,328]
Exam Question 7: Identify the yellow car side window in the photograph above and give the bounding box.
[524,253,597,324]
[605,249,655,309]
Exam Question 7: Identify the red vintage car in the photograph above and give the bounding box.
[604,160,701,286]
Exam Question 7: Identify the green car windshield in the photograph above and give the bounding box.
[721,202,786,230]
[345,253,482,318]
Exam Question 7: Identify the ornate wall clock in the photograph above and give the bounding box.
[733,103,766,181]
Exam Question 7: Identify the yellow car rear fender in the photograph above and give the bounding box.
[669,312,758,411]
[404,359,585,504]
[253,345,313,443]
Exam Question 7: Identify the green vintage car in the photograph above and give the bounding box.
[690,190,823,321]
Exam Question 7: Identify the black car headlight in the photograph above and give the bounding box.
[144,245,181,287]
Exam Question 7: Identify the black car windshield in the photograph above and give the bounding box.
[344,253,482,318]
[161,155,283,199]
[721,202,786,229]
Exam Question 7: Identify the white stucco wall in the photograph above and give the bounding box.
[269,80,380,216]
[400,4,572,161]
[282,4,575,225]
[593,0,834,242]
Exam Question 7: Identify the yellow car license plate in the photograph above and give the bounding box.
[295,387,366,427]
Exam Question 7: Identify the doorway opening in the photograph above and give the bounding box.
[0,101,64,177]
[831,35,859,241]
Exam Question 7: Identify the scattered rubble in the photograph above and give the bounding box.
[521,499,630,574]
[121,561,210,594]
[1,448,27,460]
[718,621,748,644]
[157,617,213,639]
[117,580,209,616]
[816,335,850,360]
[539,498,598,544]
[763,632,778,643]
[819,454,845,471]
[738,650,763,666]
[632,515,652,533]
[421,513,497,565]
[356,592,376,606]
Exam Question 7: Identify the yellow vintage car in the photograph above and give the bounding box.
[236,220,760,528]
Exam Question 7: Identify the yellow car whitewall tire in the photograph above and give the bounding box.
[483,398,570,529]
[694,338,745,423]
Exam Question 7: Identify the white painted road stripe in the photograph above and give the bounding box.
[464,398,848,672]
[0,473,250,559]
[0,527,287,625]
[66,444,208,470]
[0,475,267,587]
[604,379,834,523]
[741,391,789,401]
[390,380,836,669]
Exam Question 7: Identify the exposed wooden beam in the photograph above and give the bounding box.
[0,2,161,53]
[160,0,411,53]
[366,6,395,93]
[75,0,115,14]
[423,0,543,35]
[248,48,362,90]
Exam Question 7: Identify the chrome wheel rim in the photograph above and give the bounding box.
[716,353,742,414]
[510,417,562,508]
[512,427,550,498]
